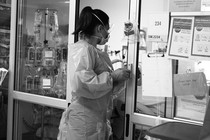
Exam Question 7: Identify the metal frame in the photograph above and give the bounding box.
[124,1,206,140]
[7,0,76,139]
[124,0,140,139]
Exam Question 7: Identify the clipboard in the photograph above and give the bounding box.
[141,53,173,97]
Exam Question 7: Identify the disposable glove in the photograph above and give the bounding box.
[111,68,131,82]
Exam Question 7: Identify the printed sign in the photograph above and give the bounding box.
[169,0,201,12]
[201,0,210,11]
[167,17,194,59]
[191,16,210,60]
[147,13,169,42]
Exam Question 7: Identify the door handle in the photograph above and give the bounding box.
[127,63,132,78]
[125,114,130,137]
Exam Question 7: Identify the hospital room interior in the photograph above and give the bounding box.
[0,0,210,140]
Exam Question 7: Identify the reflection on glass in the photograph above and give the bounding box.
[135,50,165,117]
[194,61,210,85]
[133,124,151,140]
[175,60,210,122]
[15,0,69,99]
[15,100,63,140]
[135,87,165,117]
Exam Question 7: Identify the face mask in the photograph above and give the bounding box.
[99,31,110,45]
[93,27,110,45]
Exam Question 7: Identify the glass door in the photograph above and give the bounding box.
[0,2,11,140]
[8,0,77,139]
[124,1,174,136]
[124,0,209,140]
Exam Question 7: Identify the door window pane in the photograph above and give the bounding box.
[135,49,166,117]
[14,100,63,140]
[174,60,210,122]
[133,0,170,117]
[15,0,69,99]
[133,124,153,140]
[0,3,11,139]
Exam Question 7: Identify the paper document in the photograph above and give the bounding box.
[191,16,210,60]
[176,95,207,122]
[166,17,194,59]
[142,54,172,97]
[174,72,207,96]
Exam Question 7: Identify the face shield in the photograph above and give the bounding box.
[96,23,114,45]
[92,13,114,45]
[99,26,110,45]
[103,23,114,40]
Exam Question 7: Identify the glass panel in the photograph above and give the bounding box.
[112,94,126,140]
[134,0,168,117]
[174,60,210,122]
[0,91,7,139]
[135,50,166,117]
[14,100,63,140]
[133,124,154,140]
[0,3,11,140]
[15,0,69,99]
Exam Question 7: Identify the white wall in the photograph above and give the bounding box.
[140,0,169,29]
[79,0,130,52]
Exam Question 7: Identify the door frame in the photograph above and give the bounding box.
[7,0,77,139]
[124,0,174,139]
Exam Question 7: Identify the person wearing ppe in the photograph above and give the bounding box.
[57,6,131,140]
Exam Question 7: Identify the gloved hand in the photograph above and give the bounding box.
[110,68,131,82]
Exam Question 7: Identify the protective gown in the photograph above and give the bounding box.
[58,40,116,140]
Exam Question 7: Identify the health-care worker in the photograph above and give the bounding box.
[57,6,131,140]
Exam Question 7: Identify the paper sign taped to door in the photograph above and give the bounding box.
[174,72,207,96]
[142,54,173,97]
